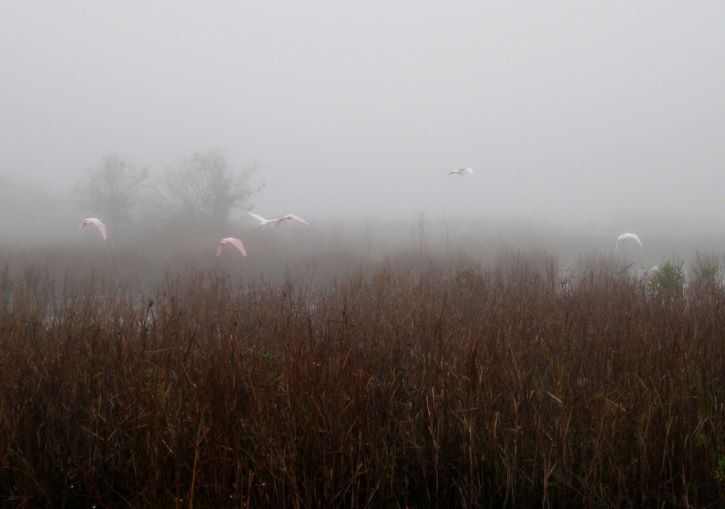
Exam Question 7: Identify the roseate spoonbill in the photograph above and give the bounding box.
[247,212,309,228]
[217,237,247,257]
[79,218,107,240]
[615,233,643,251]
[448,167,474,176]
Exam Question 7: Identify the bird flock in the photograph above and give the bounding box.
[79,167,647,259]
[79,211,308,259]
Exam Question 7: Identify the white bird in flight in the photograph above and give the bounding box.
[615,232,643,251]
[247,212,310,229]
[217,237,247,257]
[79,217,107,240]
[448,167,474,176]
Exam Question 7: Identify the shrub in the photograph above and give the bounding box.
[692,253,721,287]
[648,260,685,296]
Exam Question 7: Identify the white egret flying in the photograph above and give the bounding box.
[615,233,643,251]
[247,212,310,229]
[448,167,474,176]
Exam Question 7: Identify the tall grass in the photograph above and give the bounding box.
[0,256,724,507]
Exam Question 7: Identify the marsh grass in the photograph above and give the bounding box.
[0,256,724,507]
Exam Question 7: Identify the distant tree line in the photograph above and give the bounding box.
[77,151,262,234]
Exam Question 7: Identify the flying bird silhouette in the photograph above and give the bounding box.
[247,212,277,228]
[615,233,643,251]
[217,237,247,257]
[247,212,309,229]
[79,218,107,240]
[448,167,474,176]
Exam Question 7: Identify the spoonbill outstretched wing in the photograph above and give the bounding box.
[79,218,107,240]
[273,214,310,228]
[448,167,474,176]
[615,233,643,251]
[217,237,247,257]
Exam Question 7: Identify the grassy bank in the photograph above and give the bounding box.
[0,258,724,507]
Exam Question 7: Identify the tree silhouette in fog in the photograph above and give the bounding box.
[159,151,260,229]
[78,154,149,234]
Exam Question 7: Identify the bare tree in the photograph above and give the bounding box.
[78,154,149,234]
[159,151,261,229]
[411,212,428,254]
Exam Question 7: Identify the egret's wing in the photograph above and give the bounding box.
[615,233,643,250]
[216,241,225,256]
[247,212,268,224]
[615,233,624,251]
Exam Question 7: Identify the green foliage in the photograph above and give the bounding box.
[692,253,720,287]
[715,455,725,483]
[455,267,477,286]
[648,260,685,295]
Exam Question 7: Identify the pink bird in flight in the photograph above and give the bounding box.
[79,217,108,240]
[217,237,247,257]
[247,212,310,229]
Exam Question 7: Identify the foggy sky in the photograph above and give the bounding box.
[1,1,724,225]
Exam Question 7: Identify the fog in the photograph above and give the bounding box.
[1,1,724,242]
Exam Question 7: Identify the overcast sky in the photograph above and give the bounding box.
[1,1,724,225]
